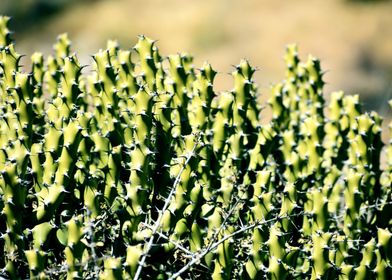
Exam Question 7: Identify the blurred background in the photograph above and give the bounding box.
[1,0,392,123]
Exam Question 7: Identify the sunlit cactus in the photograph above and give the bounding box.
[0,15,391,280]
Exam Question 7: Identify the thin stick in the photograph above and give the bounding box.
[169,213,303,280]
[142,223,193,257]
[133,139,198,280]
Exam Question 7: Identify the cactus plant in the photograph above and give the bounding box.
[0,16,391,280]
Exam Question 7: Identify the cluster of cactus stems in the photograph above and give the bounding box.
[0,16,391,279]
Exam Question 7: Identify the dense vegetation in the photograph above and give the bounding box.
[0,16,391,279]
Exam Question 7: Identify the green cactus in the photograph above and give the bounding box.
[0,15,391,280]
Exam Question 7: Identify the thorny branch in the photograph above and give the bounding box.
[133,137,200,280]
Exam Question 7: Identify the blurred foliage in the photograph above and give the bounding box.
[0,0,99,31]
[347,0,391,3]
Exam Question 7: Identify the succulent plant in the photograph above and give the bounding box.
[0,16,391,280]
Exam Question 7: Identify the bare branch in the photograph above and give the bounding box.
[133,138,199,280]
